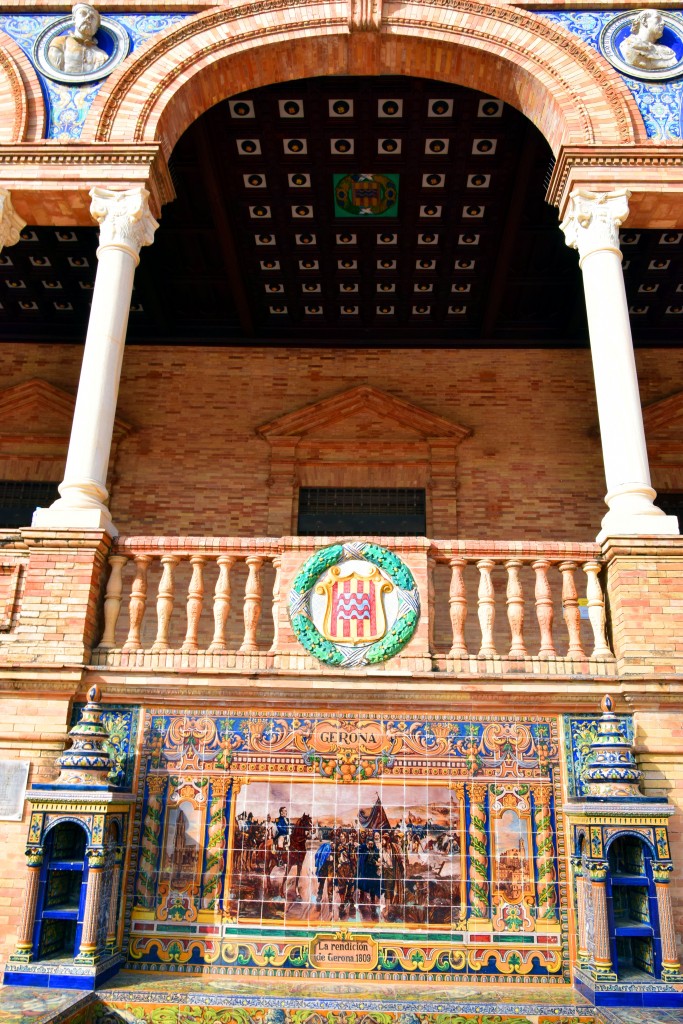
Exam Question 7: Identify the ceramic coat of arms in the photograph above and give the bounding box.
[289,543,420,667]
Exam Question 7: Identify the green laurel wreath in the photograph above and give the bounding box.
[289,542,419,668]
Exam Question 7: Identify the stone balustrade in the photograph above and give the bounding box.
[90,536,615,676]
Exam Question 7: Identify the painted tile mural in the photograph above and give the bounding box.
[126,710,569,982]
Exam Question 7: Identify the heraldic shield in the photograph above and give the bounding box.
[316,563,394,645]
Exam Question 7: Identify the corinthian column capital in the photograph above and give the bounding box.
[0,189,26,252]
[90,185,158,263]
[560,189,630,265]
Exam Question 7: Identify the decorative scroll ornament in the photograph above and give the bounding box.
[289,542,420,667]
[581,694,644,798]
[600,9,683,82]
[33,4,130,85]
[560,188,630,263]
[0,190,25,251]
[90,186,159,258]
[53,684,115,788]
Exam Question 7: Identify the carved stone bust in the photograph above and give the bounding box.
[620,10,677,71]
[46,4,108,77]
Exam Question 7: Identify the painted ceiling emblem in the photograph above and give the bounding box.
[289,542,420,667]
[334,174,399,217]
[600,9,683,81]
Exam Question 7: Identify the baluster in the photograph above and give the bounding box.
[533,558,556,659]
[559,561,585,659]
[428,555,436,655]
[181,555,205,653]
[239,555,263,653]
[448,557,468,657]
[151,554,180,653]
[583,560,612,659]
[100,554,127,649]
[477,558,496,658]
[122,554,152,652]
[505,559,526,658]
[270,555,282,653]
[208,555,235,653]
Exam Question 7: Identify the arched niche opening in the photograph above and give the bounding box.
[35,820,88,961]
[606,834,660,980]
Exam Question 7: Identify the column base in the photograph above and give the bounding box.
[3,951,124,990]
[597,513,679,544]
[32,505,117,537]
[573,964,683,1007]
[8,947,34,964]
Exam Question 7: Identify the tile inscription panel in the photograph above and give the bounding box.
[127,709,568,982]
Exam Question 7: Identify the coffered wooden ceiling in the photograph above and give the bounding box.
[1,76,681,347]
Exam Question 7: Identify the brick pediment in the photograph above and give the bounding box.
[258,385,471,444]
[644,391,683,439]
[0,378,132,441]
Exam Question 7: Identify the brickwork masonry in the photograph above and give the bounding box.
[0,342,669,540]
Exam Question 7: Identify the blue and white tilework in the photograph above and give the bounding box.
[538,11,683,140]
[0,14,189,140]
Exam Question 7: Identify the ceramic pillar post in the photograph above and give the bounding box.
[75,848,106,963]
[586,859,617,981]
[560,190,678,542]
[33,187,158,537]
[0,189,25,253]
[105,847,123,952]
[653,862,683,981]
[9,847,43,962]
[571,857,590,967]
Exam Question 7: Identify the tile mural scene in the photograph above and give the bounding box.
[127,709,568,981]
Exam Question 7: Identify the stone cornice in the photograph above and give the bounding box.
[0,143,174,223]
[547,144,683,227]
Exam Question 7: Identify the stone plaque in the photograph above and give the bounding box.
[0,760,29,820]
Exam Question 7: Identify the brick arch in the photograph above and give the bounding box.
[84,0,645,155]
[0,30,45,142]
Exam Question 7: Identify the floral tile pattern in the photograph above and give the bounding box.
[562,714,634,798]
[70,703,140,790]
[0,14,188,139]
[540,11,683,141]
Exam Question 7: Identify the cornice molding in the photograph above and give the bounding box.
[548,144,683,225]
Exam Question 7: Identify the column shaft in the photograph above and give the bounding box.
[76,864,104,962]
[33,187,157,537]
[560,189,678,540]
[11,863,41,961]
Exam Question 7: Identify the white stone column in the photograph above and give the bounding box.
[33,187,158,537]
[560,189,678,541]
[0,188,26,252]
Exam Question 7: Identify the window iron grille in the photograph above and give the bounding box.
[297,486,426,536]
[0,480,60,528]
